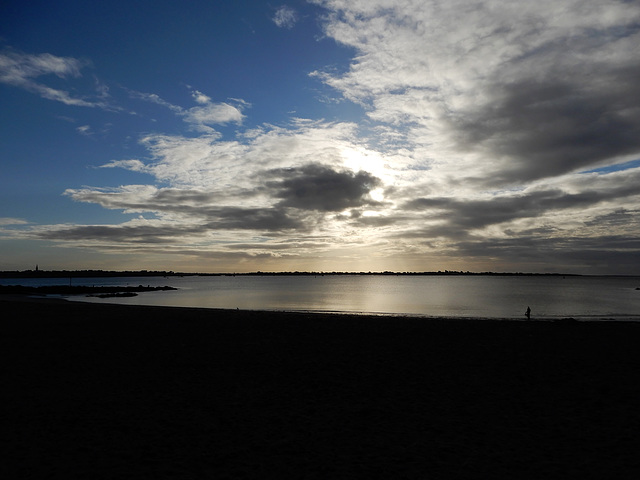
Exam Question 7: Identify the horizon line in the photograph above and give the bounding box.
[0,268,605,277]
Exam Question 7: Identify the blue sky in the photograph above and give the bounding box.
[1,0,640,274]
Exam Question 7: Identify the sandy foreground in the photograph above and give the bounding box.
[2,295,640,479]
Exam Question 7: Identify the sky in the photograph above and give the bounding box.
[1,0,640,274]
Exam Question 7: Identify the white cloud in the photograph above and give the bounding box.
[0,217,28,226]
[183,102,245,126]
[191,89,211,104]
[273,5,298,29]
[98,159,150,173]
[128,90,184,113]
[130,87,246,129]
[0,51,83,82]
[0,51,101,107]
[76,125,92,136]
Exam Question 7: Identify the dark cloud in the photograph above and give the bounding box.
[404,180,640,231]
[209,207,304,231]
[67,187,301,229]
[65,188,220,214]
[263,164,382,211]
[451,234,640,274]
[35,206,305,244]
[152,189,220,204]
[91,244,299,262]
[384,206,640,274]
[36,224,198,244]
[450,62,640,185]
[584,209,640,230]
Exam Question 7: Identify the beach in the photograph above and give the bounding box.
[3,295,640,478]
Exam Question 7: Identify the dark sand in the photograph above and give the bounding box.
[3,296,640,478]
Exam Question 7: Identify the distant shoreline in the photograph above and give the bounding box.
[0,269,590,279]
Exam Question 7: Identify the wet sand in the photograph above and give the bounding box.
[3,295,640,478]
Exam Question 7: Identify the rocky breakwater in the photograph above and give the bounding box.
[0,284,177,298]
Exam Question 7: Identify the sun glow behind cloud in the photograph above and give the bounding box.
[1,0,640,273]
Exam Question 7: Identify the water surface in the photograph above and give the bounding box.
[4,274,639,320]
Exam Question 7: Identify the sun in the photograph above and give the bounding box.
[339,146,391,195]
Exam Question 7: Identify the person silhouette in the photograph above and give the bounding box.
[525,306,531,320]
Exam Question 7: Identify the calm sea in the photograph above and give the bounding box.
[3,274,640,320]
